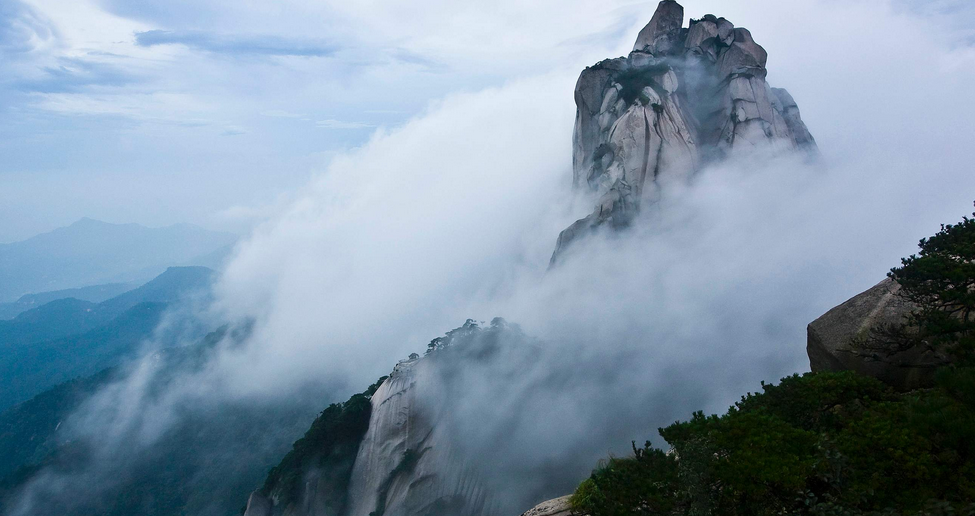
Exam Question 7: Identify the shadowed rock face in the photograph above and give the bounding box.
[243,359,498,516]
[554,0,817,263]
[244,320,516,516]
[345,357,499,516]
[807,278,939,391]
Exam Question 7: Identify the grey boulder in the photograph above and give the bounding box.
[633,1,684,54]
[807,278,939,391]
[519,496,579,516]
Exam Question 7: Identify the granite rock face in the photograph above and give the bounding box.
[555,0,816,262]
[244,356,499,516]
[345,356,498,516]
[518,496,578,516]
[807,278,939,391]
[245,320,515,516]
[243,492,272,516]
[632,0,684,55]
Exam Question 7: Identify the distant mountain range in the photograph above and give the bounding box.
[0,283,135,320]
[0,326,320,516]
[0,218,236,302]
[0,266,216,411]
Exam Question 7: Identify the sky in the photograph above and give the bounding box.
[2,0,973,242]
[0,0,648,242]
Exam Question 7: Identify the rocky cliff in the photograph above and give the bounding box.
[245,3,820,515]
[244,320,518,516]
[343,354,499,516]
[554,0,816,261]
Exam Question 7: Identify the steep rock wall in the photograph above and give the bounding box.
[245,321,510,516]
[345,356,498,516]
[554,0,817,262]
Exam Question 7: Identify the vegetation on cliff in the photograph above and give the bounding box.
[572,370,975,515]
[855,206,975,367]
[258,376,387,514]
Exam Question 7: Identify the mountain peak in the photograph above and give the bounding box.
[552,1,817,263]
[70,217,112,227]
[633,0,684,54]
[0,219,236,302]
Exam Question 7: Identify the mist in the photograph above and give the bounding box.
[5,0,975,514]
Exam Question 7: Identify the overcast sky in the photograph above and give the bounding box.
[1,0,973,243]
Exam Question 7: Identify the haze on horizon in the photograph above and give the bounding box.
[1,0,971,243]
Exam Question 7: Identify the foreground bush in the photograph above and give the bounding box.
[572,370,975,516]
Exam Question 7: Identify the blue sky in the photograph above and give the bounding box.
[1,0,972,242]
[0,0,651,242]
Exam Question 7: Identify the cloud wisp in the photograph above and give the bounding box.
[0,0,57,54]
[14,56,138,93]
[133,29,338,57]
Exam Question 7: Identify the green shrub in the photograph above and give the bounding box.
[259,376,387,513]
[571,442,678,516]
[856,205,975,367]
[572,371,975,516]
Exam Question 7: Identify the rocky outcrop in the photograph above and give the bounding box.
[554,0,816,262]
[807,278,939,391]
[246,320,515,516]
[345,355,498,516]
[247,4,822,514]
[244,357,497,516]
[519,496,577,516]
[632,0,684,55]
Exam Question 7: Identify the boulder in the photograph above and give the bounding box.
[716,17,735,45]
[685,19,718,50]
[632,1,684,54]
[717,28,768,78]
[807,278,939,391]
[519,496,578,516]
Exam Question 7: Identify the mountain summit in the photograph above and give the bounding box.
[553,0,816,262]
